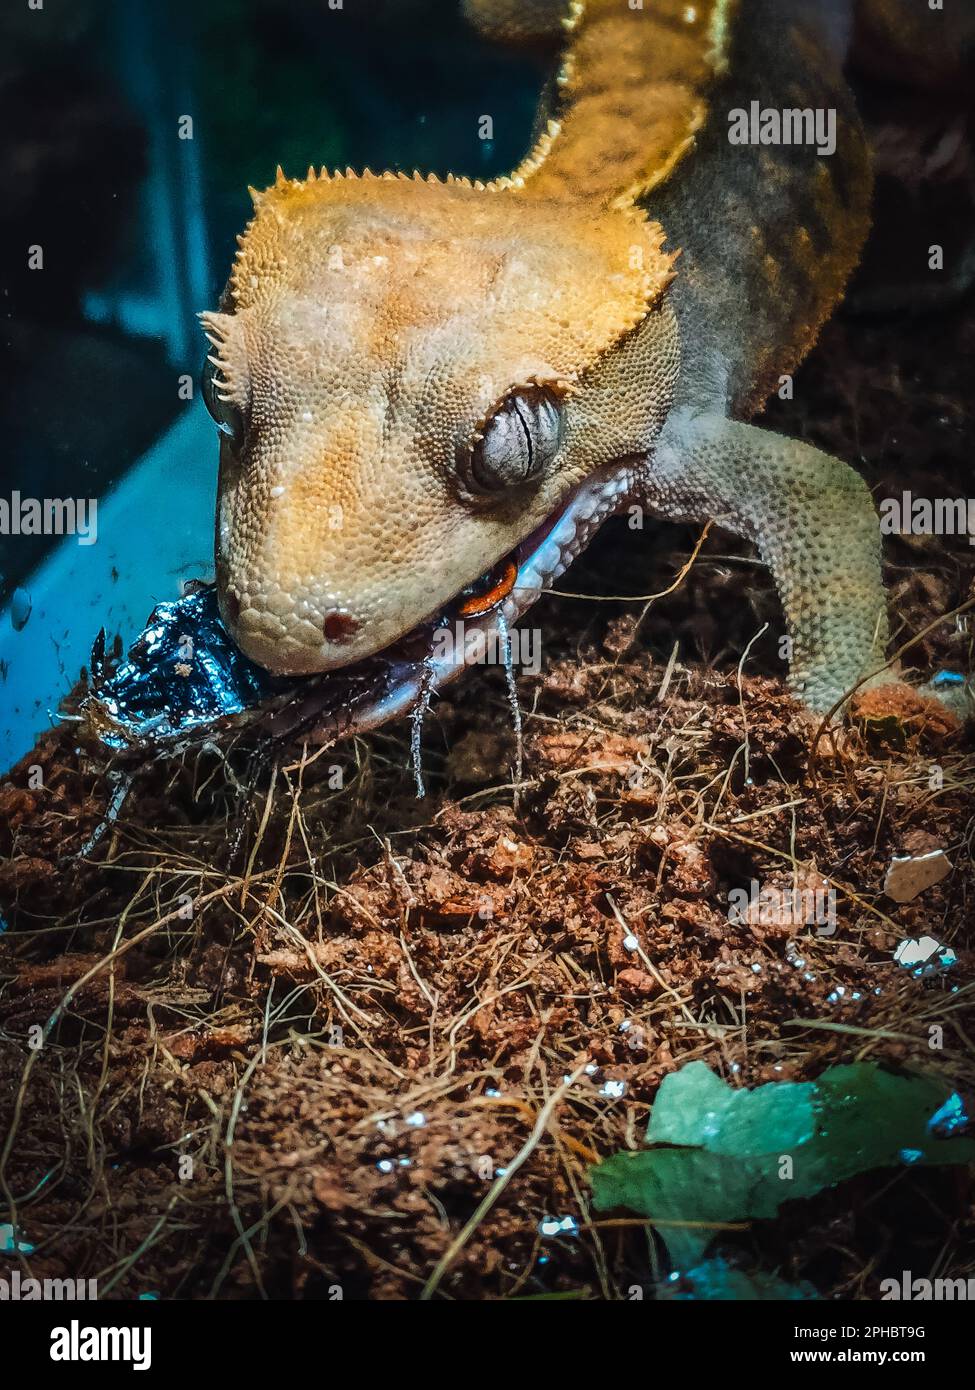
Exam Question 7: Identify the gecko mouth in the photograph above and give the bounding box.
[290,459,638,740]
[82,463,637,753]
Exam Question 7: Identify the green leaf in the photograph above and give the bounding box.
[591,1062,974,1270]
[646,1060,814,1154]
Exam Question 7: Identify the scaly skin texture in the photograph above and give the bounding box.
[202,0,962,718]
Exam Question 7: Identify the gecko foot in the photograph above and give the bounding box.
[848,679,969,740]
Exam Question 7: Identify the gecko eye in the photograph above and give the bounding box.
[202,355,245,450]
[468,388,563,493]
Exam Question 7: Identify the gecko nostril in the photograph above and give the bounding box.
[323,611,360,644]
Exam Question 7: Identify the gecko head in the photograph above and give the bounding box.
[202,167,679,686]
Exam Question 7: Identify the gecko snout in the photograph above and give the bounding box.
[216,567,386,675]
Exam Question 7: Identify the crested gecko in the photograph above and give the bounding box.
[198,0,968,743]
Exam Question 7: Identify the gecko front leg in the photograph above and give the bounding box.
[641,410,901,716]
